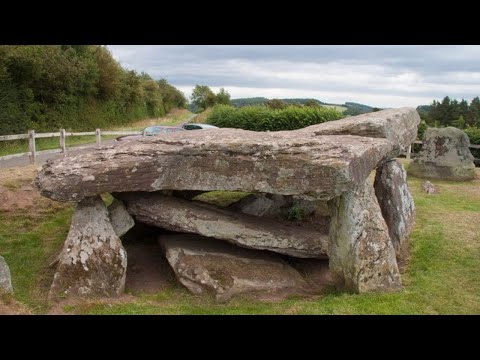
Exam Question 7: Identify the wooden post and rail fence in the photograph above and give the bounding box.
[405,141,480,161]
[1,131,479,165]
[0,129,139,165]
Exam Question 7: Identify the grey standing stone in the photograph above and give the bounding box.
[374,160,415,269]
[108,198,135,238]
[0,255,13,294]
[328,181,402,293]
[408,127,476,181]
[49,196,127,299]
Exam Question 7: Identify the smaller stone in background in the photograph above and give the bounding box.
[422,181,438,194]
[0,255,13,294]
[408,127,476,181]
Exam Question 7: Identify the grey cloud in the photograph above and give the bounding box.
[107,45,480,107]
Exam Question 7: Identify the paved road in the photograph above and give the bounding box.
[0,114,199,169]
[0,139,116,169]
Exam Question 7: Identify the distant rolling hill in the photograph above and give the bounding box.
[230,98,376,115]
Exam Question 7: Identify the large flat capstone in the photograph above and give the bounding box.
[34,108,420,202]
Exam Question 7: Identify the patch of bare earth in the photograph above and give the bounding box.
[0,293,32,315]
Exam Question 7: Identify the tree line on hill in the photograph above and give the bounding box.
[416,96,480,159]
[229,97,378,115]
[416,96,480,129]
[0,45,186,134]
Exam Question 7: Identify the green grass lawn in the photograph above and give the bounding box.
[0,165,479,314]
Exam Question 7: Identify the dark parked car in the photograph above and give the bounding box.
[115,126,185,141]
[182,123,219,130]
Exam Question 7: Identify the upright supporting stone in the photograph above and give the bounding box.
[374,160,415,269]
[49,196,127,300]
[328,181,402,293]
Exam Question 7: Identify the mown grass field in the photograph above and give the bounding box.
[0,162,479,315]
[323,104,347,112]
[0,109,194,157]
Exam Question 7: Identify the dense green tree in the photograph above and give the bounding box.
[191,85,216,111]
[304,100,321,107]
[468,97,480,127]
[0,45,186,134]
[215,88,231,105]
[452,115,466,129]
[157,79,186,111]
[266,99,287,110]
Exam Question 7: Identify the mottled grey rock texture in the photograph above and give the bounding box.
[108,199,135,238]
[126,193,329,258]
[159,234,310,302]
[0,255,13,294]
[328,181,402,293]
[303,107,420,157]
[35,109,421,202]
[408,127,476,181]
[422,180,437,194]
[49,196,127,299]
[228,193,327,220]
[374,160,415,268]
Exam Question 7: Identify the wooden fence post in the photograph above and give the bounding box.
[406,144,412,161]
[60,129,66,154]
[96,129,101,148]
[28,130,36,164]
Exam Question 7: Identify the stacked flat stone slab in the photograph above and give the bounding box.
[408,127,476,181]
[36,107,420,299]
[159,234,311,302]
[124,193,329,258]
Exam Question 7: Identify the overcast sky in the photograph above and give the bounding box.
[107,45,480,108]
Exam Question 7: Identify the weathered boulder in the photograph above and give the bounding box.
[34,109,424,203]
[328,181,402,293]
[49,196,127,299]
[408,127,476,181]
[422,180,437,194]
[303,107,420,157]
[374,160,415,267]
[159,234,310,302]
[0,255,13,294]
[125,193,329,258]
[108,199,135,237]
